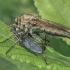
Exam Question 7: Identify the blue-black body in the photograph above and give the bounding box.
[11,25,42,53]
[19,34,42,53]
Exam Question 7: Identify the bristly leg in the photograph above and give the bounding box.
[41,41,47,64]
[0,34,13,44]
[4,33,22,55]
[29,33,42,42]
[4,38,20,56]
[41,33,51,64]
[4,30,29,55]
[43,33,50,46]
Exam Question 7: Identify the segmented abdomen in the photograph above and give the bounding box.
[40,27,70,38]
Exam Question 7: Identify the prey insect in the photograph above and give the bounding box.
[14,13,70,39]
[0,24,48,64]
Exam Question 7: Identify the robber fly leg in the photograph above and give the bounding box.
[5,30,29,55]
[4,32,22,55]
[0,34,13,44]
[43,33,50,46]
[4,38,20,56]
[41,42,47,64]
[45,34,50,43]
[29,33,42,41]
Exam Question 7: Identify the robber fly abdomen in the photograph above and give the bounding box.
[29,22,70,38]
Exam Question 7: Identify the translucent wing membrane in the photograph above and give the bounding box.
[20,35,42,53]
[44,19,70,30]
[36,18,70,31]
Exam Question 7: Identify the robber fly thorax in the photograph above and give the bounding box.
[14,13,70,38]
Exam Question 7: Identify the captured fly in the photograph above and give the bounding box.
[10,25,42,53]
[0,24,47,64]
[14,13,70,39]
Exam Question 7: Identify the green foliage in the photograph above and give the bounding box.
[0,0,70,70]
[0,55,46,70]
[34,0,70,25]
[0,56,19,70]
[0,21,70,69]
[34,0,70,46]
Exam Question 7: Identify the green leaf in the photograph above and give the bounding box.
[0,21,46,68]
[0,21,70,70]
[0,55,47,70]
[0,55,19,70]
[34,0,70,25]
[34,0,70,45]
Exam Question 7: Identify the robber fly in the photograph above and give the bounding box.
[14,13,70,38]
[0,23,47,64]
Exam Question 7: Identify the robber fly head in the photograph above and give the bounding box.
[13,14,35,31]
[17,13,37,24]
[14,16,25,30]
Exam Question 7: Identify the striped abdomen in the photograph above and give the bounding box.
[30,18,70,38]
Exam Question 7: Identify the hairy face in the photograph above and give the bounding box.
[14,14,35,30]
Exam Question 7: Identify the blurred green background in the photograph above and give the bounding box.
[0,0,38,24]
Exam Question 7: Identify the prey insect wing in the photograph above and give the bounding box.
[19,34,42,53]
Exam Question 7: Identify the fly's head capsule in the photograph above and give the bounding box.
[14,13,37,31]
[10,24,17,32]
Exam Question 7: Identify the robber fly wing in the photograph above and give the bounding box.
[41,18,70,30]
